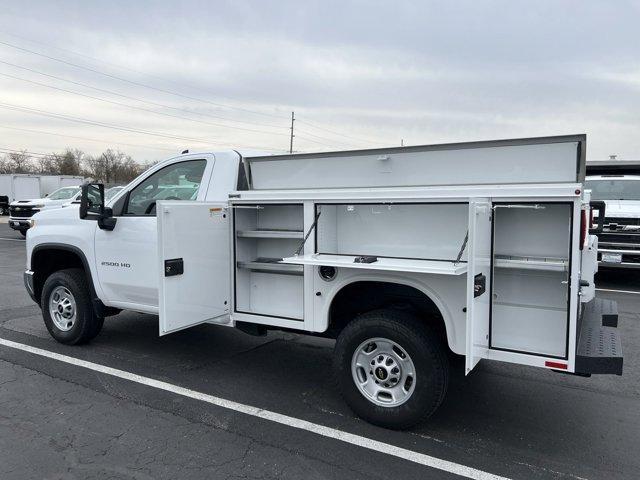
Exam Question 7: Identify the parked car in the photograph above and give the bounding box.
[9,186,81,236]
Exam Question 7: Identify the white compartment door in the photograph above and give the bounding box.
[465,199,492,374]
[158,201,230,335]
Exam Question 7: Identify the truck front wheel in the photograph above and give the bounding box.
[41,268,104,345]
[334,309,449,429]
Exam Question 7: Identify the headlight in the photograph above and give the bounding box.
[28,219,36,228]
[32,204,45,209]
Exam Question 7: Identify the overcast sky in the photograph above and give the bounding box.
[0,0,639,162]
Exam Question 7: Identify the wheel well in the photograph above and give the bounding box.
[327,281,447,343]
[31,248,87,303]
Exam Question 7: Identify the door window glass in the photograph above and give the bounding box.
[124,160,206,215]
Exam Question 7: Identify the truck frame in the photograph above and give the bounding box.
[24,135,623,429]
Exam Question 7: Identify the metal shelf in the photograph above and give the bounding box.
[281,254,467,275]
[494,255,568,272]
[237,258,304,275]
[236,229,303,239]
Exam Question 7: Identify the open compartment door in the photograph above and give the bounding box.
[465,199,492,374]
[158,201,231,335]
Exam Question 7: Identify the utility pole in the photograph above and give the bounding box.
[289,111,295,154]
[401,139,404,147]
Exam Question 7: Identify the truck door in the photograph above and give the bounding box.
[465,199,492,374]
[158,201,231,335]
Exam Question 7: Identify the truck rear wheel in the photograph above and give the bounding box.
[334,309,449,429]
[41,268,104,345]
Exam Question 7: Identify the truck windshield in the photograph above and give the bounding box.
[48,187,80,200]
[585,179,640,201]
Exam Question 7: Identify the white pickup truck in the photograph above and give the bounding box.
[585,174,640,268]
[23,135,624,429]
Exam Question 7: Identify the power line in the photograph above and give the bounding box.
[0,36,386,147]
[296,119,380,146]
[0,60,287,131]
[0,38,289,121]
[0,71,290,137]
[295,128,362,149]
[0,124,178,152]
[0,146,48,157]
[0,101,218,144]
[0,30,291,122]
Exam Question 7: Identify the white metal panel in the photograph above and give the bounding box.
[158,201,231,335]
[316,203,468,261]
[13,176,41,201]
[248,141,580,190]
[231,183,582,203]
[465,200,492,374]
[59,176,84,188]
[39,176,61,196]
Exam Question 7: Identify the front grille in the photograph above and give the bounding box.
[604,217,640,228]
[9,207,38,218]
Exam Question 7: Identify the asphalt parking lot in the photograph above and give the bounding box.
[0,222,638,480]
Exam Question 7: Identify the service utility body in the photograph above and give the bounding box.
[23,135,624,429]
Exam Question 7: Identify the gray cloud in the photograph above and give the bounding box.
[1,0,639,160]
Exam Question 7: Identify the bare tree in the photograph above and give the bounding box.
[8,151,33,173]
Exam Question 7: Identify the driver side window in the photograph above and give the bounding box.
[124,159,207,216]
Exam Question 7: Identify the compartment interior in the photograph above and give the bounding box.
[316,203,468,261]
[490,203,572,357]
[234,204,304,319]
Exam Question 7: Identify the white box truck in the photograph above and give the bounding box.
[23,135,623,429]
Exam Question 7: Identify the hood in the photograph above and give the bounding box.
[602,200,640,219]
[10,197,51,207]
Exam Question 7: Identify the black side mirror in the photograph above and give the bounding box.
[80,183,117,231]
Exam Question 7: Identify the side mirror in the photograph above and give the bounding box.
[80,183,105,219]
[79,183,117,231]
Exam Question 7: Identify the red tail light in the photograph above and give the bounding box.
[580,209,587,250]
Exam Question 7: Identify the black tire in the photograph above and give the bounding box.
[334,309,449,429]
[41,268,104,345]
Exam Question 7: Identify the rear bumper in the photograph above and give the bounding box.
[575,298,623,376]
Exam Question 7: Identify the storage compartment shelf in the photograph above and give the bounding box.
[237,258,303,275]
[494,255,568,272]
[281,253,467,275]
[237,229,303,239]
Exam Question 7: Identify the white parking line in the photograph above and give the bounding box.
[596,288,640,295]
[0,237,24,242]
[0,337,510,480]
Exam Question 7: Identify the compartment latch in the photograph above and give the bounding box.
[164,258,184,277]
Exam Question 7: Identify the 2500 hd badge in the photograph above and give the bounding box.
[101,261,131,268]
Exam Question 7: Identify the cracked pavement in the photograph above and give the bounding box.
[0,225,639,479]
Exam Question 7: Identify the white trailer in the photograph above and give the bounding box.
[26,135,623,429]
[40,175,84,197]
[0,174,42,214]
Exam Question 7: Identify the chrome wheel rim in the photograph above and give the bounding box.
[49,286,76,332]
[351,337,416,407]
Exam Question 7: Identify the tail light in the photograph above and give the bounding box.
[580,209,588,250]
